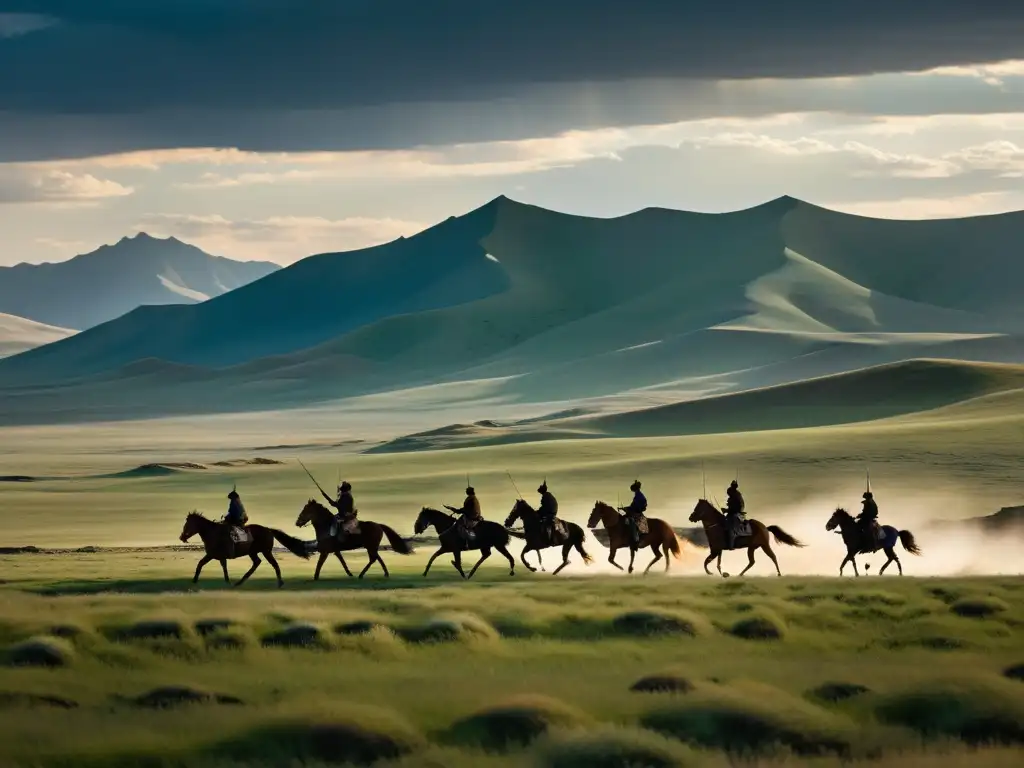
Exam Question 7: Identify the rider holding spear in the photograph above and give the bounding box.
[298,459,358,541]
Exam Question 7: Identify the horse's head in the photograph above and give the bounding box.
[826,507,851,531]
[505,498,532,528]
[689,498,718,523]
[179,511,204,542]
[414,507,440,535]
[295,498,325,528]
[588,501,613,529]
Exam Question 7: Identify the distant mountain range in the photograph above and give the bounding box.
[0,233,279,331]
[1,196,1023,426]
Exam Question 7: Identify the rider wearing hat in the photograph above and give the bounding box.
[724,479,746,548]
[618,480,648,548]
[446,484,483,542]
[224,486,248,556]
[857,490,880,545]
[537,479,558,540]
[323,480,357,540]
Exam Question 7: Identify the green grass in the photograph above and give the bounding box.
[1,368,1023,765]
[0,557,1022,766]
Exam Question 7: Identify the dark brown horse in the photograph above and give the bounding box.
[179,511,312,588]
[504,498,593,575]
[587,501,683,575]
[689,498,804,577]
[295,499,414,579]
[826,507,921,576]
[413,507,523,579]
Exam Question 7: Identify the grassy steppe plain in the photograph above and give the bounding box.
[2,556,1024,768]
[2,384,1023,766]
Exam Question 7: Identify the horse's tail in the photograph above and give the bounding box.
[767,525,806,548]
[570,525,593,564]
[380,524,415,555]
[506,529,527,540]
[899,530,922,555]
[271,529,313,559]
[663,522,683,560]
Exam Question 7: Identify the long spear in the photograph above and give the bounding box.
[506,470,522,499]
[297,458,329,498]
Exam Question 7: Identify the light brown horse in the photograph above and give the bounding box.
[689,498,804,577]
[587,501,683,574]
[295,499,414,579]
[179,511,312,588]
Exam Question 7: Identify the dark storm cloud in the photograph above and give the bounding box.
[1,1,1023,160]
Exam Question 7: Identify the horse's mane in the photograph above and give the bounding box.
[833,507,853,519]
[186,510,209,521]
[696,498,724,517]
[420,506,455,518]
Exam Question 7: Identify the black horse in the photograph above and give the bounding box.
[413,507,523,579]
[504,498,592,575]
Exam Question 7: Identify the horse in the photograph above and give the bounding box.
[826,507,921,576]
[413,507,524,579]
[179,511,312,588]
[504,498,593,575]
[295,499,414,579]
[587,501,683,575]
[689,498,805,577]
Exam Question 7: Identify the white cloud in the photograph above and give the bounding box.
[913,59,1024,87]
[0,165,133,204]
[686,133,958,178]
[136,213,426,264]
[943,141,1024,176]
[830,192,1024,220]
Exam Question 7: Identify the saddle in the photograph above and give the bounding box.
[227,525,250,544]
[331,517,360,538]
[542,518,568,543]
[626,514,649,535]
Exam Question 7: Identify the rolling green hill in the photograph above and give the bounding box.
[1,197,1022,427]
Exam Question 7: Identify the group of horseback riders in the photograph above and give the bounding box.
[221,473,886,553]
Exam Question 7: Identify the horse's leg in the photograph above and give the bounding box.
[761,539,781,577]
[358,546,377,578]
[313,551,328,580]
[536,548,545,572]
[219,559,230,583]
[738,546,757,576]
[496,543,516,576]
[627,546,637,574]
[839,553,851,576]
[716,552,723,576]
[703,551,716,575]
[234,553,261,587]
[643,543,662,575]
[520,546,537,573]
[334,551,354,578]
[265,550,284,588]
[879,547,900,575]
[377,554,390,578]
[450,548,467,579]
[467,547,492,579]
[192,554,212,583]
[552,542,573,576]
[607,545,624,571]
[423,547,446,577]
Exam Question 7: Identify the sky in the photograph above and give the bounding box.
[2,1,1024,266]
